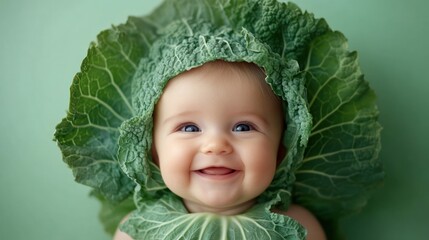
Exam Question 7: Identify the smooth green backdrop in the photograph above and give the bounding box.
[1,0,427,239]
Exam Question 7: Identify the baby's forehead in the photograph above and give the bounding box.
[155,60,284,118]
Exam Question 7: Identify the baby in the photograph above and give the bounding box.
[114,60,325,240]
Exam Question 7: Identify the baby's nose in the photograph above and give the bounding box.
[200,134,233,155]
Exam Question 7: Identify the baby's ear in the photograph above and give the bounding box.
[277,145,287,166]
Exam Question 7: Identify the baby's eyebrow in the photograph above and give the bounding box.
[234,112,271,126]
[160,111,200,125]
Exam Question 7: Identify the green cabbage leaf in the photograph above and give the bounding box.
[294,31,383,220]
[121,194,305,240]
[53,16,159,202]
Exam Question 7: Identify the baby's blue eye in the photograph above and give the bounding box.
[181,124,200,132]
[233,123,253,132]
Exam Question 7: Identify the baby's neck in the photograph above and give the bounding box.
[183,199,256,216]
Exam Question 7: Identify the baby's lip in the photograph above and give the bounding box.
[197,167,236,175]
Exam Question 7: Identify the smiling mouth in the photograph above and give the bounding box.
[196,167,237,176]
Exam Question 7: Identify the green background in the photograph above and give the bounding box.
[1,0,427,239]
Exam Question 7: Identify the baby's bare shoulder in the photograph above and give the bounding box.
[113,229,133,240]
[274,204,326,240]
[113,214,133,240]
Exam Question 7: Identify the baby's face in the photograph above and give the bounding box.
[152,62,283,215]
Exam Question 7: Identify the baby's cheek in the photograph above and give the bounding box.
[246,161,276,189]
[159,160,190,191]
[250,150,277,171]
[249,156,277,187]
